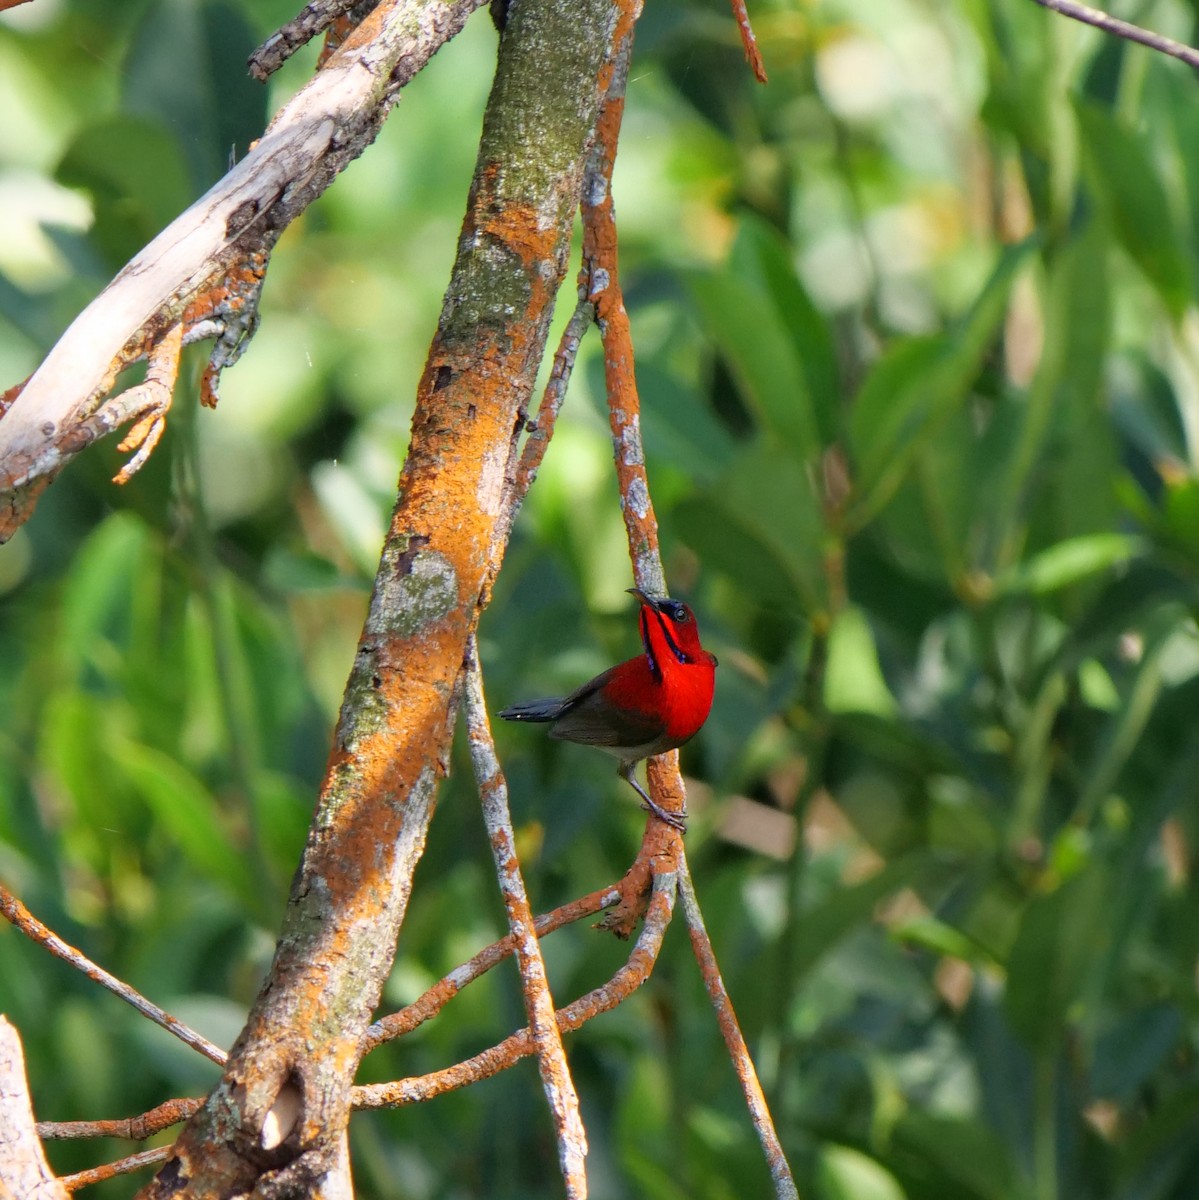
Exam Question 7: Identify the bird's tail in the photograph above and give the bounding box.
[498,697,565,723]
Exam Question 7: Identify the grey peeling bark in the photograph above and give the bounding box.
[135,3,621,1198]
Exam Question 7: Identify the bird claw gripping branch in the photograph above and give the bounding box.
[107,247,268,482]
[499,588,717,831]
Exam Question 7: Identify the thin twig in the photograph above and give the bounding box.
[59,1146,173,1192]
[247,0,361,79]
[464,638,588,1195]
[511,298,594,509]
[37,1098,205,1142]
[729,0,768,82]
[362,882,619,1051]
[0,885,227,1067]
[1031,0,1199,70]
[354,868,677,1108]
[677,858,798,1199]
[581,9,687,835]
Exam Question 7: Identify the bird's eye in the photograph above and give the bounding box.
[670,604,690,623]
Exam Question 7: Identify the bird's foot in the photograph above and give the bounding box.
[640,798,688,833]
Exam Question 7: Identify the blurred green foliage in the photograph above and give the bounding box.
[4,0,1199,1197]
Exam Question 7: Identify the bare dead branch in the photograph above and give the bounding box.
[248,0,363,79]
[1031,0,1199,69]
[677,859,797,1199]
[37,1098,205,1143]
[0,885,227,1067]
[729,0,768,82]
[464,638,588,1194]
[354,867,677,1108]
[509,297,594,517]
[0,1017,69,1200]
[363,881,620,1051]
[60,1147,173,1193]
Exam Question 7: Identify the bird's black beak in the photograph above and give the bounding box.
[627,587,666,612]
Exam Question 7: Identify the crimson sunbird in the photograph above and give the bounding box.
[498,588,718,830]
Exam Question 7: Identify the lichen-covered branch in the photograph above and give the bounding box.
[580,2,690,901]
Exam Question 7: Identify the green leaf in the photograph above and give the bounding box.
[824,606,897,716]
[818,1146,906,1200]
[993,222,1114,553]
[887,1113,1021,1200]
[59,512,154,676]
[793,854,938,979]
[684,267,822,461]
[727,214,840,441]
[111,739,248,894]
[56,116,193,268]
[891,914,985,962]
[994,532,1143,596]
[123,0,266,190]
[1076,99,1193,318]
[1092,1003,1181,1102]
[263,548,360,594]
[675,440,828,612]
[848,239,1036,527]
[1003,865,1111,1054]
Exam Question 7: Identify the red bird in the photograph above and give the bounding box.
[499,588,717,830]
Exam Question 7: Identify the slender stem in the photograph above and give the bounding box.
[60,1146,172,1193]
[464,637,588,1196]
[678,858,799,1199]
[0,885,227,1067]
[1033,1052,1058,1200]
[354,872,677,1108]
[1030,0,1199,70]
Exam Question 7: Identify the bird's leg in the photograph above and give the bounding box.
[618,761,687,832]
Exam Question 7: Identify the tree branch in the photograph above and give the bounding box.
[678,858,798,1199]
[0,885,227,1068]
[247,0,363,79]
[464,637,588,1194]
[354,867,677,1108]
[0,1017,69,1200]
[59,1148,172,1194]
[363,881,619,1049]
[1031,0,1199,70]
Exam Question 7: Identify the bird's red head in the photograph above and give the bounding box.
[628,588,718,680]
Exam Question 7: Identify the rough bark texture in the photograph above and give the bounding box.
[135,2,619,1196]
[0,1018,69,1200]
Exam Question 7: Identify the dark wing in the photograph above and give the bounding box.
[549,666,666,749]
